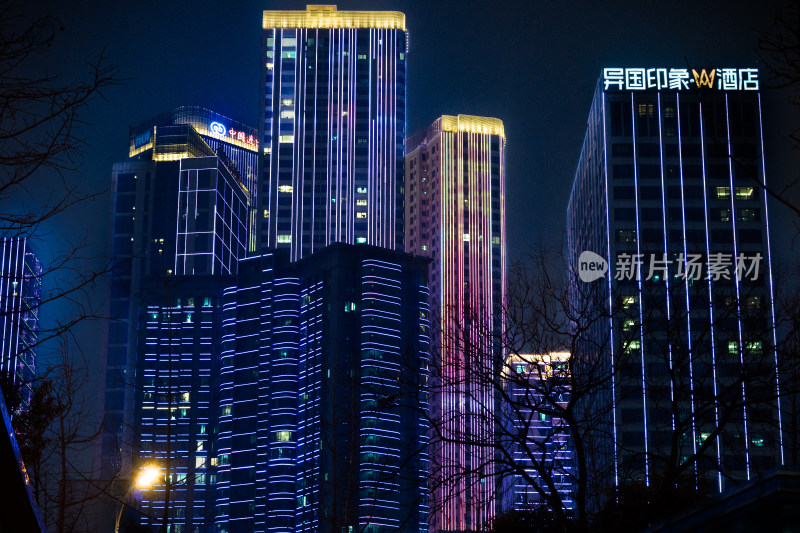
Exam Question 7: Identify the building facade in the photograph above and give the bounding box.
[259,5,407,259]
[405,115,506,531]
[503,353,574,513]
[0,238,41,407]
[567,67,782,500]
[101,112,250,532]
[218,243,430,533]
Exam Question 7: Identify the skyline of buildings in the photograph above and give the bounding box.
[567,68,782,499]
[7,4,793,533]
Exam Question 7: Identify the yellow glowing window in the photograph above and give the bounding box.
[356,212,367,219]
[357,54,367,60]
[278,185,293,193]
[279,135,294,143]
[623,340,641,354]
[463,233,470,242]
[623,319,636,332]
[281,98,294,107]
[196,457,205,469]
[276,431,292,442]
[282,38,296,47]
[622,296,637,309]
[280,110,294,119]
[266,62,274,70]
[210,457,219,467]
[264,147,271,155]
[735,187,755,200]
[356,199,367,206]
[492,236,500,244]
[277,235,292,243]
[263,209,269,218]
[728,341,738,354]
[715,187,731,199]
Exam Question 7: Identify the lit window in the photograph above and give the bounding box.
[463,233,470,242]
[745,341,763,354]
[356,212,367,219]
[210,457,219,467]
[196,457,205,469]
[623,340,641,354]
[357,187,367,194]
[281,98,294,107]
[492,236,500,244]
[280,110,294,119]
[264,147,271,155]
[735,186,755,200]
[344,302,357,312]
[728,341,738,354]
[356,237,367,244]
[279,135,294,143]
[278,185,293,193]
[720,208,731,222]
[263,209,269,218]
[357,54,367,60]
[280,51,296,59]
[715,186,731,199]
[751,435,765,447]
[276,431,292,442]
[266,62,273,70]
[356,199,367,206]
[421,245,428,251]
[277,235,292,244]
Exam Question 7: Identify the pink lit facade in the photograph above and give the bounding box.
[405,115,506,532]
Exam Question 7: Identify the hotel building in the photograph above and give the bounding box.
[567,67,782,499]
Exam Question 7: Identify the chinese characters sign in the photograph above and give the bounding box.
[603,68,759,92]
[208,121,259,148]
[578,250,762,283]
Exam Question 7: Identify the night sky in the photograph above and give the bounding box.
[20,0,800,365]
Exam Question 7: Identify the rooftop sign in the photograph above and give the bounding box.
[603,68,758,92]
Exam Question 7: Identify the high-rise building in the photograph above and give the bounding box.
[259,5,408,259]
[503,353,574,512]
[101,110,251,532]
[218,243,430,533]
[567,67,782,500]
[0,238,41,407]
[405,115,506,531]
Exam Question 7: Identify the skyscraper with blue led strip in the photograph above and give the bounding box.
[218,243,430,533]
[0,238,41,407]
[567,67,783,501]
[101,111,251,532]
[259,5,407,259]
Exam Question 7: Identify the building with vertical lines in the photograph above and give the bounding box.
[0,238,41,407]
[259,5,407,259]
[405,114,506,532]
[566,67,782,502]
[218,243,430,533]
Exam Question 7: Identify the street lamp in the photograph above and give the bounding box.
[114,464,161,533]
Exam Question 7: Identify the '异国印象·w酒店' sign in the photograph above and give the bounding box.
[603,67,758,92]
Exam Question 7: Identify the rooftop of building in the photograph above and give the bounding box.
[263,5,406,31]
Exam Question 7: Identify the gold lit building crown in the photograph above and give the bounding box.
[263,5,406,31]
[440,114,505,139]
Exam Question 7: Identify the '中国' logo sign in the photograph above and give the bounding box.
[603,67,758,92]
